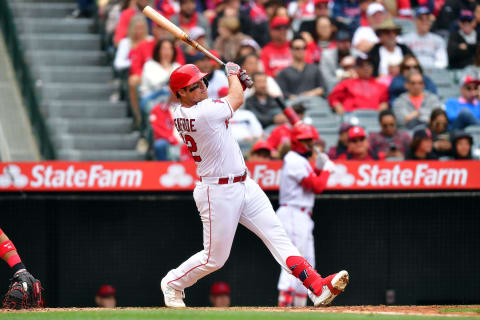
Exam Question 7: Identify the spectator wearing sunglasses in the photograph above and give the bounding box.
[393,70,441,129]
[260,16,293,77]
[388,54,437,105]
[275,37,327,101]
[336,126,385,160]
[368,110,411,159]
[445,76,480,130]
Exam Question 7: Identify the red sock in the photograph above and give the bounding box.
[286,256,324,295]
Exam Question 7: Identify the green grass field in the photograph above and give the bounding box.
[0,309,479,320]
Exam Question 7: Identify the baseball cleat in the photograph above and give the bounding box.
[308,270,349,307]
[161,277,186,308]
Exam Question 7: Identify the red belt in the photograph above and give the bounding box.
[200,172,247,184]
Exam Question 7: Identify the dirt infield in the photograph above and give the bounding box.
[1,305,479,317]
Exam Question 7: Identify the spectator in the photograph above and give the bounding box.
[369,19,414,76]
[400,7,448,69]
[140,39,181,113]
[260,16,292,77]
[184,26,208,64]
[388,54,437,104]
[450,131,476,159]
[302,16,337,63]
[445,76,480,129]
[248,141,274,161]
[376,55,402,87]
[327,122,353,159]
[267,103,310,158]
[461,45,480,80]
[245,72,288,128]
[275,37,327,100]
[298,0,338,36]
[190,53,229,99]
[229,105,264,143]
[383,0,413,18]
[447,10,479,69]
[336,55,358,81]
[321,30,355,92]
[337,126,385,160]
[95,285,117,308]
[352,2,387,54]
[211,0,252,44]
[171,0,211,46]
[113,0,140,47]
[214,16,253,62]
[369,110,411,159]
[332,0,363,34]
[149,101,179,160]
[434,0,479,33]
[328,56,389,114]
[235,38,261,62]
[209,282,231,307]
[245,0,270,47]
[393,70,441,129]
[429,108,452,157]
[405,128,438,159]
[238,53,282,99]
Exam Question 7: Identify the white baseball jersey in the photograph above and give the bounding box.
[279,151,315,209]
[172,97,246,178]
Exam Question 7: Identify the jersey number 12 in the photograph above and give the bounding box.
[181,134,202,162]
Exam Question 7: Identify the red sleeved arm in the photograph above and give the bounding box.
[327,81,346,108]
[300,171,330,194]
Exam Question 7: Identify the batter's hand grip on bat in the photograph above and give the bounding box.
[275,97,301,125]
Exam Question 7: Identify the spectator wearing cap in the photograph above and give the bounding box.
[275,37,327,101]
[190,52,229,99]
[140,39,181,113]
[149,100,180,160]
[328,56,389,114]
[434,0,479,34]
[209,282,231,307]
[393,70,441,129]
[332,0,363,34]
[352,2,387,54]
[260,16,292,77]
[184,26,208,64]
[399,7,448,69]
[369,110,411,159]
[95,285,117,308]
[327,122,352,159]
[321,29,355,91]
[445,76,480,130]
[214,16,253,62]
[236,39,261,61]
[368,19,414,77]
[447,10,479,69]
[388,54,437,105]
[428,108,452,157]
[337,126,385,160]
[450,131,476,159]
[171,0,211,46]
[248,141,274,161]
[238,53,282,100]
[405,128,438,160]
[267,103,310,158]
[245,72,288,128]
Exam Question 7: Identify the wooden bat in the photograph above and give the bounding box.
[140,5,224,66]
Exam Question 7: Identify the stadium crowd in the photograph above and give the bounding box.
[79,0,479,161]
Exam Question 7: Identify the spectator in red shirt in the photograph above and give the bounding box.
[171,0,211,45]
[337,126,385,160]
[302,16,337,64]
[328,56,389,114]
[260,16,292,77]
[327,122,353,159]
[149,101,179,160]
[113,0,146,47]
[368,110,411,159]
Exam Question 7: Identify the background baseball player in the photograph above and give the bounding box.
[160,61,349,308]
[276,124,335,307]
[0,228,43,309]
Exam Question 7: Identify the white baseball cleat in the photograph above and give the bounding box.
[308,270,349,307]
[161,277,186,308]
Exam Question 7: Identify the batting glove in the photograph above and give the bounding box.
[225,62,241,77]
[238,69,253,90]
[315,152,335,172]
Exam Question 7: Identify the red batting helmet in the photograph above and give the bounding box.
[291,123,316,154]
[169,64,208,94]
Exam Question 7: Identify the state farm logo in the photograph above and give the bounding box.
[160,164,193,187]
[0,165,28,188]
[327,164,355,187]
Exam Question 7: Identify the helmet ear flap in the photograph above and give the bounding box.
[202,77,209,88]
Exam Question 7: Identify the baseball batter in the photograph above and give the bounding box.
[276,124,335,307]
[0,228,43,309]
[160,62,349,307]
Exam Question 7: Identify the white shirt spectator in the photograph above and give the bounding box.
[114,35,153,71]
[378,46,403,76]
[229,109,264,142]
[399,32,448,69]
[207,70,229,99]
[140,60,180,97]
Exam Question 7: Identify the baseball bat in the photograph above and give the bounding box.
[274,97,301,126]
[140,5,224,66]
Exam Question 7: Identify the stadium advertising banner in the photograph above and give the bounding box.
[0,161,479,191]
